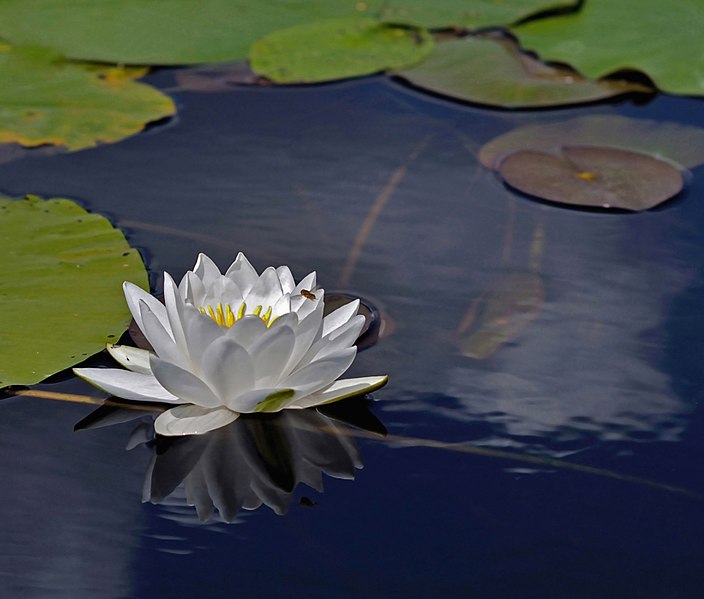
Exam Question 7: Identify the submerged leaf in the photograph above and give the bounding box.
[457,272,544,360]
[394,36,649,108]
[498,146,684,211]
[479,115,704,170]
[0,195,149,387]
[379,0,578,29]
[0,0,384,65]
[250,17,433,83]
[513,0,704,95]
[0,46,175,150]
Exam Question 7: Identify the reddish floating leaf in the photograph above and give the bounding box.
[498,146,684,211]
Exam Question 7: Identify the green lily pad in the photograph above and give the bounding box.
[498,146,684,211]
[379,0,578,29]
[479,115,704,170]
[394,36,649,108]
[513,0,704,95]
[0,195,149,387]
[0,0,383,65]
[249,17,433,83]
[0,46,175,150]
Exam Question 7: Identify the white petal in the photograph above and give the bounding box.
[225,252,259,295]
[276,266,296,294]
[163,273,191,362]
[203,275,244,308]
[139,301,186,368]
[179,271,207,306]
[229,387,296,413]
[154,405,239,436]
[323,299,359,337]
[107,344,152,374]
[291,288,324,319]
[150,356,222,408]
[123,281,170,337]
[281,304,324,375]
[249,325,296,387]
[199,337,255,402]
[292,271,316,294]
[226,315,268,352]
[283,347,357,395]
[193,253,222,287]
[245,266,283,309]
[299,314,363,366]
[73,367,180,403]
[182,306,225,363]
[292,375,388,408]
[271,293,292,320]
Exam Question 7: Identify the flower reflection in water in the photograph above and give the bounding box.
[76,397,385,522]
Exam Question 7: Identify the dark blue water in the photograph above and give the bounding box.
[0,71,703,598]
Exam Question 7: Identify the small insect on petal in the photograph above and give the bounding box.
[301,289,316,301]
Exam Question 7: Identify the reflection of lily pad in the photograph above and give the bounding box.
[0,0,383,65]
[394,36,648,108]
[498,146,683,211]
[379,0,578,29]
[174,62,262,92]
[0,46,175,150]
[513,0,704,95]
[0,195,148,387]
[250,17,433,83]
[458,272,544,360]
[479,115,704,170]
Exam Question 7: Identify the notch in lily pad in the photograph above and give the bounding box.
[498,146,684,211]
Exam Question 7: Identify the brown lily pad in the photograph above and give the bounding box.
[498,146,684,211]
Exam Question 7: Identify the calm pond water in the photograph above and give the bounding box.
[1,71,703,598]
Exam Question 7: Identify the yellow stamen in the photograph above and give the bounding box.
[225,304,235,327]
[199,300,276,328]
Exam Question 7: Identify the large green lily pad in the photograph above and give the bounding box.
[479,115,704,170]
[394,36,648,108]
[378,0,578,29]
[513,0,704,95]
[498,146,684,211]
[0,0,383,65]
[250,17,433,83]
[0,195,149,387]
[0,45,175,150]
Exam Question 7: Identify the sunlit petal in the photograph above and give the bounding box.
[155,405,239,436]
[73,367,180,403]
[123,281,169,335]
[323,299,360,337]
[292,375,389,408]
[150,356,221,408]
[199,337,255,401]
[276,265,296,294]
[193,252,222,287]
[225,252,259,295]
[107,344,152,374]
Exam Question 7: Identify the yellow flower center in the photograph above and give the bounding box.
[199,302,274,328]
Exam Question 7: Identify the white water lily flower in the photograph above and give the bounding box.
[74,252,387,436]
